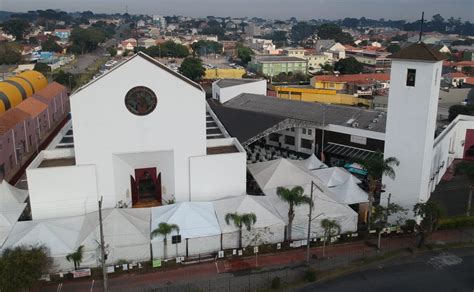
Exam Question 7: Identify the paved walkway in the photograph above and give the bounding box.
[40,229,473,291]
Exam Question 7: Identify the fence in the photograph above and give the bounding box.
[139,228,474,292]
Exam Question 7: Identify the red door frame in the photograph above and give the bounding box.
[464,129,474,161]
[132,167,162,205]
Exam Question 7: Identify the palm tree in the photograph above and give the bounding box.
[225,212,257,248]
[456,162,474,216]
[276,186,313,242]
[357,152,399,231]
[151,222,180,260]
[320,219,341,257]
[66,245,84,270]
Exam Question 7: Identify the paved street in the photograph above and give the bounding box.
[299,248,474,292]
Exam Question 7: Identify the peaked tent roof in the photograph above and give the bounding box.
[151,202,221,240]
[310,167,360,188]
[0,180,29,203]
[248,158,322,190]
[293,154,327,171]
[390,42,446,61]
[213,195,285,233]
[0,202,27,246]
[3,216,84,255]
[328,176,368,205]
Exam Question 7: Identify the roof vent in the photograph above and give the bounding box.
[368,124,373,130]
[372,118,379,123]
[352,121,359,128]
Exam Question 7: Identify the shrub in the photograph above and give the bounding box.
[303,268,316,282]
[438,216,474,230]
[401,219,416,233]
[271,276,281,289]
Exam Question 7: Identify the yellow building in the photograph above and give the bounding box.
[273,85,370,106]
[204,68,246,79]
[0,70,48,112]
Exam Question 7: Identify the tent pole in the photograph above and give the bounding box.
[99,197,108,292]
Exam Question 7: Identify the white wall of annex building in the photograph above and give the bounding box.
[212,80,267,103]
[383,59,443,213]
[71,56,206,206]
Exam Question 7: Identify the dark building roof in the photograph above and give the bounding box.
[208,99,285,143]
[390,42,446,61]
[223,93,387,133]
[215,79,263,89]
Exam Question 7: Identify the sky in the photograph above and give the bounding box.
[1,0,473,22]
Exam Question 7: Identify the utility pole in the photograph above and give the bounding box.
[306,181,314,264]
[98,197,108,292]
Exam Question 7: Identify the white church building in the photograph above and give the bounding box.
[25,52,247,219]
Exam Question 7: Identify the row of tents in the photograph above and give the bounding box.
[0,155,368,273]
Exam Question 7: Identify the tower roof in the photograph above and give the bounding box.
[390,42,446,62]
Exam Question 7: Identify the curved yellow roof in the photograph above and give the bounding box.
[0,70,47,113]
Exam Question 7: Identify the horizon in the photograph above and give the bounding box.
[1,0,473,22]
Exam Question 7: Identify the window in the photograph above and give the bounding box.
[0,143,2,150]
[125,86,158,116]
[28,135,32,147]
[284,135,295,145]
[301,138,312,149]
[302,128,307,134]
[9,155,14,168]
[435,69,439,86]
[406,69,416,87]
[308,129,312,135]
[269,133,280,142]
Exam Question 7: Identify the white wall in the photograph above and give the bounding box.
[383,59,443,214]
[430,115,474,190]
[212,79,267,104]
[190,139,246,201]
[27,165,98,219]
[71,54,206,206]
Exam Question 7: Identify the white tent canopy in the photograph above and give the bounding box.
[0,181,28,246]
[213,195,285,248]
[248,158,358,240]
[151,202,221,259]
[294,154,327,171]
[311,167,368,204]
[78,208,151,267]
[2,216,84,271]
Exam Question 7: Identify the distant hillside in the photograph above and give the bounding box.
[0,11,14,22]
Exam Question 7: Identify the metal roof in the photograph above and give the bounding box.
[215,78,263,89]
[223,93,387,133]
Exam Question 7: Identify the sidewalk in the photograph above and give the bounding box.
[40,228,473,291]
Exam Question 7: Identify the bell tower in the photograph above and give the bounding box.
[382,42,446,215]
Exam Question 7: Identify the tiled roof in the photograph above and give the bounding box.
[0,108,31,135]
[444,72,468,78]
[313,73,390,83]
[35,82,66,100]
[15,97,48,118]
[390,42,446,61]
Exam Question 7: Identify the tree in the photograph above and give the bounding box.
[334,57,363,74]
[448,104,474,121]
[66,245,84,270]
[53,70,77,89]
[0,44,22,64]
[276,186,313,241]
[413,201,443,248]
[151,222,180,259]
[320,219,341,257]
[178,57,205,81]
[225,212,257,248]
[456,162,474,216]
[34,62,51,76]
[107,47,117,57]
[236,44,253,65]
[70,27,107,54]
[41,38,63,52]
[146,41,190,58]
[191,40,223,56]
[1,19,30,41]
[0,245,52,291]
[291,22,317,43]
[356,152,399,231]
[387,44,401,54]
[371,202,407,249]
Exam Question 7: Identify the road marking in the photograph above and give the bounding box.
[215,262,220,273]
[427,252,463,269]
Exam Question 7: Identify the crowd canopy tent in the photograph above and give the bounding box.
[0,181,28,246]
[311,167,368,205]
[2,215,84,272]
[151,202,221,259]
[78,208,151,267]
[213,195,286,249]
[293,154,327,171]
[248,158,358,240]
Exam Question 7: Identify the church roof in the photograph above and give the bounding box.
[390,42,446,61]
